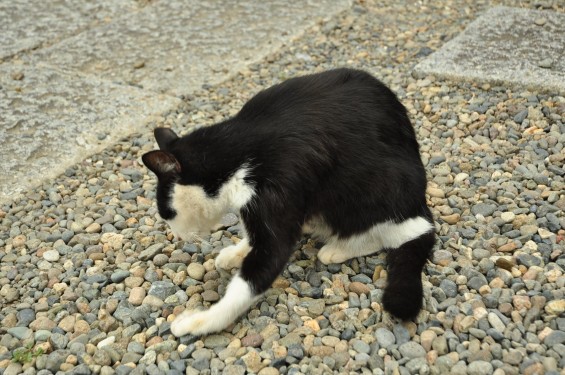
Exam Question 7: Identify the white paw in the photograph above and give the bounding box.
[214,239,251,270]
[171,273,255,336]
[318,245,349,265]
[171,309,214,337]
[214,245,245,270]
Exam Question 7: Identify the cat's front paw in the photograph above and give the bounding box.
[170,309,214,337]
[214,239,251,270]
[318,245,349,265]
[215,245,245,270]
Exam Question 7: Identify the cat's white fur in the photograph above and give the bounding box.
[170,273,259,336]
[315,216,433,265]
[167,166,254,240]
[166,166,258,336]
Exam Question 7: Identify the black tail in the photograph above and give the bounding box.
[382,230,435,320]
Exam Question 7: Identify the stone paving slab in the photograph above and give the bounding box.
[0,62,181,202]
[0,0,141,60]
[414,6,565,94]
[28,0,351,96]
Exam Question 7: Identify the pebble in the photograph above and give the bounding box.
[545,299,565,315]
[375,328,395,348]
[348,281,370,295]
[204,335,231,349]
[128,286,146,306]
[148,281,177,300]
[187,263,206,281]
[471,203,497,217]
[43,250,60,262]
[468,360,494,375]
[399,341,426,358]
[139,244,165,261]
[241,333,264,347]
[538,58,553,69]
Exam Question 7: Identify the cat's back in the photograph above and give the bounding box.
[236,68,394,122]
[234,68,417,158]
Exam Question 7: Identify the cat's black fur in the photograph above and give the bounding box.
[143,68,435,322]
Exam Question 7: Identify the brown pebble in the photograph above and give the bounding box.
[133,59,145,69]
[534,17,546,26]
[373,265,383,282]
[308,345,334,357]
[88,252,105,261]
[73,320,91,336]
[348,281,370,295]
[272,277,290,289]
[304,319,321,333]
[440,213,460,225]
[241,333,264,347]
[98,316,118,332]
[76,301,91,314]
[495,257,515,271]
[66,354,78,365]
[202,290,220,302]
[498,242,517,253]
[12,234,27,247]
[128,287,146,306]
[11,71,24,80]
[59,363,74,372]
[498,302,513,316]
[58,315,76,333]
[523,363,545,375]
[146,336,163,347]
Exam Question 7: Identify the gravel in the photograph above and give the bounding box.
[1,0,564,374]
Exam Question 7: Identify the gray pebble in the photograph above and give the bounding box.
[398,341,426,358]
[471,203,497,217]
[7,327,32,340]
[111,270,131,283]
[467,360,493,375]
[439,279,457,298]
[148,281,177,300]
[544,331,565,347]
[352,339,371,354]
[375,327,396,347]
[139,244,165,261]
[49,333,69,350]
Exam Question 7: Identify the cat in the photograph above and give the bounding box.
[141,68,435,337]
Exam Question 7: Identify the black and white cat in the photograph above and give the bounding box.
[142,68,435,337]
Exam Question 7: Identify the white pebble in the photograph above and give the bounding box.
[500,212,515,223]
[43,250,60,262]
[97,336,116,349]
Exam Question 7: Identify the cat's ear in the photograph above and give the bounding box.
[154,127,179,150]
[142,150,181,177]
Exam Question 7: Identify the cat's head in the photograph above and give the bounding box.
[141,128,227,241]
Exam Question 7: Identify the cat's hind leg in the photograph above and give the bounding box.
[382,230,435,320]
[317,217,433,265]
[317,233,383,265]
[215,238,251,270]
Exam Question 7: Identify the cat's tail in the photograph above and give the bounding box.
[382,229,435,320]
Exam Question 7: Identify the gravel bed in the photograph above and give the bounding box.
[1,1,565,374]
